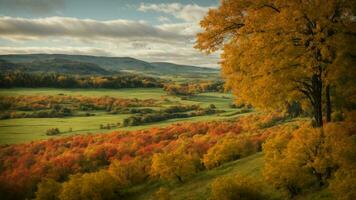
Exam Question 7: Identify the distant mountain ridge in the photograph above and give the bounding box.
[0,58,111,75]
[0,54,219,75]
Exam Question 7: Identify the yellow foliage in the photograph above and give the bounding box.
[59,170,118,200]
[329,169,356,200]
[210,175,268,200]
[35,178,62,200]
[195,0,356,124]
[263,124,329,197]
[325,122,356,200]
[59,174,82,200]
[263,121,356,198]
[203,136,256,169]
[150,146,199,182]
[108,157,148,187]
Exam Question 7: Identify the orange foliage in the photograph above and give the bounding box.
[0,113,278,199]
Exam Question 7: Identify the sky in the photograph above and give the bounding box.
[0,0,220,67]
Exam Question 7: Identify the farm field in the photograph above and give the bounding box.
[0,88,243,144]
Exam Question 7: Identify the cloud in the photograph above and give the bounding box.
[0,46,112,57]
[0,0,64,13]
[0,3,219,68]
[0,16,187,41]
[138,3,213,22]
[157,16,171,23]
[158,22,202,37]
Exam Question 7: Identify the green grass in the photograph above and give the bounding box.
[0,88,243,144]
[0,88,167,99]
[0,113,129,144]
[126,153,273,200]
[125,152,332,200]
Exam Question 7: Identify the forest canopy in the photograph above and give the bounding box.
[195,0,356,126]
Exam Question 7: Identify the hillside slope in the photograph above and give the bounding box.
[0,54,219,75]
[126,152,332,200]
[0,58,111,75]
[126,153,267,200]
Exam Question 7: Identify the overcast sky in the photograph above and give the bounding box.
[0,0,220,67]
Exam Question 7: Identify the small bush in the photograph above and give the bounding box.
[46,128,60,136]
[209,104,216,109]
[331,111,344,122]
[203,136,257,169]
[210,175,269,200]
[59,170,118,200]
[35,178,62,200]
[150,144,200,183]
[108,157,148,187]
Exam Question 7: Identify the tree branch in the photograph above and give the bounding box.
[261,4,281,13]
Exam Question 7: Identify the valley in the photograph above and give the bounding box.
[0,0,355,199]
[0,88,243,144]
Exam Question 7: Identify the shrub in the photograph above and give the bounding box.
[108,157,148,187]
[151,146,200,182]
[35,178,62,200]
[258,114,287,128]
[210,175,268,200]
[46,128,60,136]
[262,124,331,198]
[326,121,356,200]
[203,136,256,169]
[331,111,344,122]
[59,174,82,200]
[60,170,118,200]
[329,169,356,200]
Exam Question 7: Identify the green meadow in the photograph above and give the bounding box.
[0,88,242,144]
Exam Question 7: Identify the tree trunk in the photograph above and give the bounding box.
[326,85,331,122]
[312,74,323,127]
[176,175,183,183]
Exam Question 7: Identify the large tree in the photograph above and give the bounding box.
[196,0,355,127]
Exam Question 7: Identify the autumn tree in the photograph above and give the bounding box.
[35,178,62,200]
[203,136,256,169]
[196,0,356,127]
[59,170,118,200]
[150,143,200,182]
[59,174,82,200]
[263,124,333,197]
[327,117,356,200]
[108,157,148,187]
[263,119,356,198]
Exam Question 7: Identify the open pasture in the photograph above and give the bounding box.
[0,88,241,144]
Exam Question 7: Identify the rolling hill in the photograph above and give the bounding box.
[0,54,219,75]
[0,58,111,75]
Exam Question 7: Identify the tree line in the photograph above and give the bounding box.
[122,104,220,127]
[0,72,163,89]
[0,95,158,119]
[163,81,224,96]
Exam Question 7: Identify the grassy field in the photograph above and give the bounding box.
[0,88,167,99]
[0,88,242,144]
